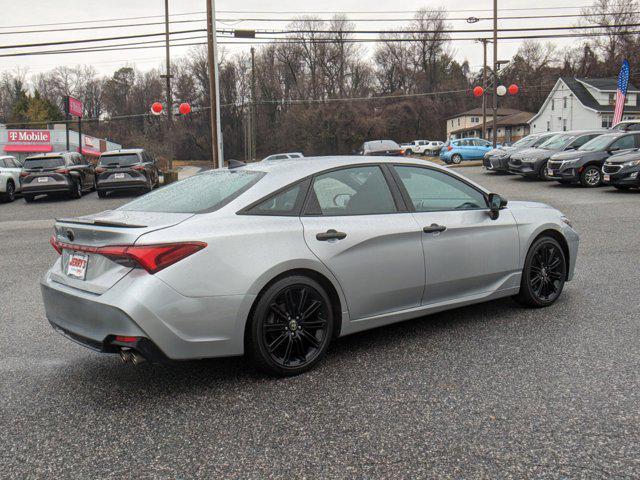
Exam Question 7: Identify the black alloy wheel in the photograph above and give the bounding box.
[514,236,567,307]
[538,161,551,181]
[248,276,334,376]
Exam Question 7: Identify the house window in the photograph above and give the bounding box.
[609,93,615,105]
[563,97,567,108]
[551,99,554,110]
[601,115,613,128]
[457,118,460,126]
[546,121,550,131]
[562,119,567,131]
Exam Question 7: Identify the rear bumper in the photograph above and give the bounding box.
[41,269,255,360]
[22,179,73,194]
[97,177,148,190]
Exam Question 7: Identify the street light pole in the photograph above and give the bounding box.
[481,39,488,140]
[206,0,223,168]
[492,0,498,147]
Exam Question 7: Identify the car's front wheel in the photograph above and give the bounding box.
[3,181,15,202]
[451,154,462,164]
[514,236,567,308]
[580,165,602,187]
[247,275,334,377]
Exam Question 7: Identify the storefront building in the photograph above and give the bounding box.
[0,127,121,163]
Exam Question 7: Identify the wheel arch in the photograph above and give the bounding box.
[244,267,346,346]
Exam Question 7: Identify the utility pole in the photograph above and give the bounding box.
[162,0,173,170]
[481,39,488,140]
[492,0,498,147]
[250,46,257,161]
[206,0,223,168]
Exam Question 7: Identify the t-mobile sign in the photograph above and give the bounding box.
[67,96,83,117]
[7,130,51,143]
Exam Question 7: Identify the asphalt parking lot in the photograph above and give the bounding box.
[1,167,638,478]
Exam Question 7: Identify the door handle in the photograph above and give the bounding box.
[316,229,347,241]
[423,223,447,233]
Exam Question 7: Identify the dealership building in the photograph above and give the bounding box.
[0,126,121,163]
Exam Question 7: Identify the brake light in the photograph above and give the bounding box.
[95,166,106,173]
[55,168,70,174]
[132,165,145,171]
[447,145,453,151]
[50,235,62,254]
[49,238,206,273]
[114,336,139,343]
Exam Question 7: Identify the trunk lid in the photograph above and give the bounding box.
[51,210,193,294]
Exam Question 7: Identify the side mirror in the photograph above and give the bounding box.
[488,193,507,220]
[608,146,620,154]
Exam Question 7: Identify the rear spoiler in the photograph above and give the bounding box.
[55,217,147,228]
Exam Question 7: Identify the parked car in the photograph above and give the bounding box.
[43,156,578,376]
[508,130,603,180]
[0,155,22,202]
[403,140,443,156]
[602,150,640,190]
[610,120,640,132]
[483,133,557,173]
[440,138,493,164]
[20,152,95,202]
[262,152,304,162]
[95,149,160,198]
[360,140,404,156]
[547,131,640,187]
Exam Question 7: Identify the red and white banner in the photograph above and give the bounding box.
[7,130,51,143]
[68,96,83,117]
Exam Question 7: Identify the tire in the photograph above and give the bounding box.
[24,194,35,203]
[513,236,567,308]
[246,275,334,377]
[580,165,602,188]
[3,180,15,202]
[405,149,413,156]
[97,189,107,198]
[451,154,462,165]
[538,161,551,181]
[70,180,82,199]
[144,176,153,193]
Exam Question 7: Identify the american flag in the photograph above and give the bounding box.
[613,59,630,125]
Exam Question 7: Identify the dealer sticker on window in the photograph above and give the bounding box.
[67,253,88,280]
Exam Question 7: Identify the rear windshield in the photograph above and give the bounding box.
[24,157,64,169]
[119,169,265,214]
[99,154,140,166]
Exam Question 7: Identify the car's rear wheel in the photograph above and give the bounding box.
[451,154,462,164]
[247,275,334,377]
[71,180,82,199]
[3,181,15,202]
[23,194,35,203]
[514,236,567,308]
[580,165,602,187]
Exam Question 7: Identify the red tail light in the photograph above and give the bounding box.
[115,336,139,343]
[95,166,106,173]
[55,168,70,174]
[447,145,453,151]
[132,165,145,171]
[49,238,206,274]
[50,235,62,254]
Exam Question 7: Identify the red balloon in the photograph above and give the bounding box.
[508,84,519,95]
[179,102,191,115]
[151,102,163,114]
[473,86,484,97]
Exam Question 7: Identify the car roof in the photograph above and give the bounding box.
[25,151,75,160]
[220,155,491,210]
[101,148,144,156]
[363,140,399,148]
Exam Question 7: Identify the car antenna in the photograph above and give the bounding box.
[227,159,246,169]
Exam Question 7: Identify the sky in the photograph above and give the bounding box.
[0,0,590,81]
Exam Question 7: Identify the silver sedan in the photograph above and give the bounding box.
[42,156,579,376]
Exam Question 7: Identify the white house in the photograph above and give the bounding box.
[529,77,640,133]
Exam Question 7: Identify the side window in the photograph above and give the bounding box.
[570,135,597,149]
[611,135,635,150]
[0,159,6,168]
[306,166,397,216]
[246,181,306,216]
[394,166,487,212]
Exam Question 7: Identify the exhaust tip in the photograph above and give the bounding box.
[130,351,147,366]
[119,349,132,363]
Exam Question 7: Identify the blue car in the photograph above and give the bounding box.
[440,138,494,164]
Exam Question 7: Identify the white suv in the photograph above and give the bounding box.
[0,155,22,202]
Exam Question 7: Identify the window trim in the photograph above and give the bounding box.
[387,163,491,213]
[237,178,311,217]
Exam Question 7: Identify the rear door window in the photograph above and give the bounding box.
[610,134,636,150]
